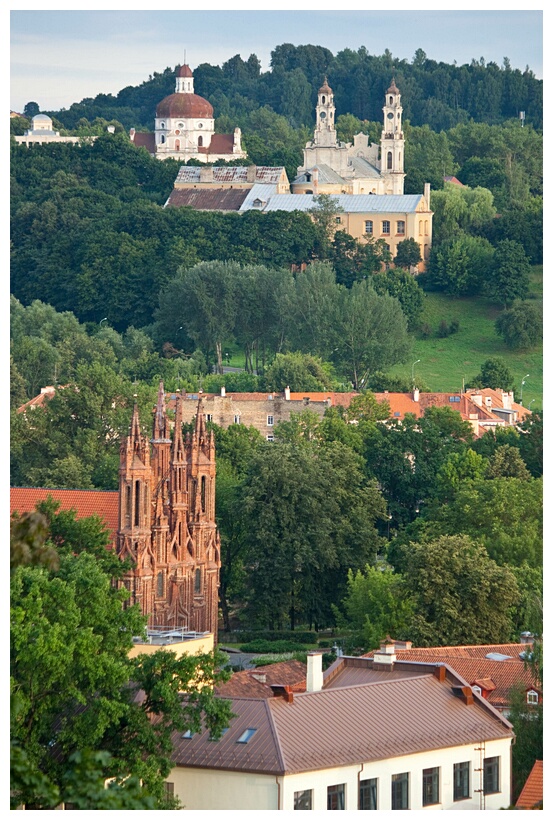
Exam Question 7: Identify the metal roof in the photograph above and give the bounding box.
[175,166,285,184]
[254,193,424,214]
[238,183,280,211]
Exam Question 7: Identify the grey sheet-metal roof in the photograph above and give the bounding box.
[254,193,424,214]
[349,155,382,178]
[294,163,346,184]
[238,183,280,212]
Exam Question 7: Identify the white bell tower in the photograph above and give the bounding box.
[380,79,405,194]
[313,78,337,148]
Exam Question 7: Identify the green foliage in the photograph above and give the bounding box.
[401,535,519,645]
[487,239,531,306]
[495,302,542,350]
[238,639,308,653]
[263,352,333,391]
[429,183,495,245]
[393,237,422,269]
[467,356,513,390]
[334,565,414,651]
[508,686,543,804]
[424,233,495,296]
[371,268,424,330]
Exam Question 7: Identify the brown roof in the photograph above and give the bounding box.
[10,487,119,543]
[176,391,358,406]
[165,187,248,211]
[374,392,422,419]
[197,133,235,155]
[363,644,538,711]
[156,93,213,119]
[178,64,194,78]
[131,131,156,153]
[444,175,465,186]
[319,77,332,94]
[171,657,512,775]
[515,760,543,809]
[216,660,307,699]
[17,386,57,413]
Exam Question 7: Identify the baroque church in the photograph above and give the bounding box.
[117,384,221,638]
[291,77,405,195]
[130,64,247,163]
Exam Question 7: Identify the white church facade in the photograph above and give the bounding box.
[130,64,247,163]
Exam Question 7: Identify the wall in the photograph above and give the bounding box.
[280,738,512,811]
[128,633,214,659]
[168,767,278,810]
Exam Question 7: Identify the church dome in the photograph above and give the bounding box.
[156,93,213,119]
[319,77,332,94]
[387,78,400,93]
[178,64,194,78]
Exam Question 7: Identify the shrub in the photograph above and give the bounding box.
[239,639,308,654]
[495,303,542,350]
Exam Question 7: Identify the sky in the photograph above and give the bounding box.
[9,4,543,113]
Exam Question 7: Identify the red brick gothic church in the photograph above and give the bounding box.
[117,384,221,637]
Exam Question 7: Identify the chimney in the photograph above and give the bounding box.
[284,386,291,401]
[107,125,115,134]
[424,182,431,206]
[246,164,256,183]
[270,685,294,703]
[234,127,242,152]
[313,167,319,195]
[451,685,474,706]
[413,387,420,402]
[221,386,226,397]
[41,386,56,395]
[200,166,214,183]
[373,641,396,668]
[129,128,136,141]
[251,672,267,684]
[520,632,534,645]
[306,651,324,693]
[472,393,483,406]
[433,665,446,682]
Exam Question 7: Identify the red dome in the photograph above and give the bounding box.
[178,64,193,78]
[156,93,213,119]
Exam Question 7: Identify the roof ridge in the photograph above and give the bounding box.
[265,697,287,774]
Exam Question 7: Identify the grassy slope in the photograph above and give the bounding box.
[389,267,543,409]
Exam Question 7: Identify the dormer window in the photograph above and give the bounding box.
[527,690,539,704]
[472,685,482,696]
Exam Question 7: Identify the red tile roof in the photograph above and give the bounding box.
[516,760,543,809]
[17,386,57,414]
[197,133,235,155]
[10,487,119,543]
[165,187,249,211]
[216,660,307,699]
[131,131,156,153]
[156,92,213,119]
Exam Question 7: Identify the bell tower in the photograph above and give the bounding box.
[313,77,337,148]
[380,78,405,194]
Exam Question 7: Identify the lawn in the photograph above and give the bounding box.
[389,267,543,409]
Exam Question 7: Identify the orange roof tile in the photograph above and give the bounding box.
[10,487,119,543]
[516,760,543,809]
[374,392,423,419]
[216,660,307,699]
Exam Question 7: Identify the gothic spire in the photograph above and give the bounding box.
[172,393,186,462]
[129,401,142,453]
[194,393,207,441]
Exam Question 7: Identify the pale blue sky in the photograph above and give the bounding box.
[10,7,543,113]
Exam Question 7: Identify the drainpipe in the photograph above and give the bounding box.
[357,763,365,810]
[274,775,282,810]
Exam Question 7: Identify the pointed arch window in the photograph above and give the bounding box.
[201,476,206,513]
[157,571,164,597]
[194,568,202,594]
[134,480,140,526]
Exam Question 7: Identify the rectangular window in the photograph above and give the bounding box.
[266,434,274,442]
[327,784,345,810]
[454,761,470,801]
[396,220,405,235]
[206,413,213,422]
[359,778,378,810]
[267,415,274,426]
[164,782,175,797]
[422,767,440,806]
[234,415,241,424]
[391,773,409,810]
[335,216,342,224]
[365,220,373,235]
[294,789,313,810]
[483,756,500,795]
[382,220,390,235]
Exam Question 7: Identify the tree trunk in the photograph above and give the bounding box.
[216,341,223,375]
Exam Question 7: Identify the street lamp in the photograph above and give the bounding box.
[411,359,421,383]
[520,374,530,404]
[99,317,108,327]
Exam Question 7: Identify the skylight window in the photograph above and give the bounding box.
[237,728,257,743]
[209,728,229,741]
[182,730,194,739]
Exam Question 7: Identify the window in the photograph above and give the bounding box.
[472,685,482,695]
[483,757,500,795]
[422,767,440,806]
[359,778,377,810]
[157,571,164,597]
[382,220,390,235]
[396,220,405,235]
[209,727,229,741]
[294,789,313,810]
[237,728,257,743]
[234,415,241,424]
[335,216,342,224]
[327,784,345,810]
[266,434,274,442]
[198,135,203,147]
[267,415,274,426]
[206,414,212,422]
[365,220,373,234]
[164,782,174,798]
[194,568,201,594]
[449,395,461,403]
[160,134,165,144]
[387,151,393,169]
[425,220,429,236]
[453,762,470,801]
[391,773,409,810]
[182,730,194,739]
[527,690,539,704]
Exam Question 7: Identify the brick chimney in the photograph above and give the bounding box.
[246,164,256,183]
[284,386,291,401]
[270,684,294,703]
[306,651,324,692]
[221,386,226,397]
[373,641,396,668]
[413,387,420,402]
[424,182,431,206]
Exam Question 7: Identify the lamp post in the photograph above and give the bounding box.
[99,317,107,328]
[411,359,421,384]
[520,374,530,405]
